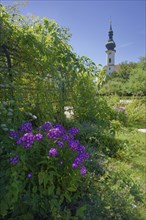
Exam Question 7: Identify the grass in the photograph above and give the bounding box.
[116,127,145,179]
[108,124,146,219]
[83,118,146,219]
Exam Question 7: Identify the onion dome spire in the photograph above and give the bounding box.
[105,21,116,51]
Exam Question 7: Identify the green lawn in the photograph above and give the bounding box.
[84,121,146,220]
[110,125,146,219]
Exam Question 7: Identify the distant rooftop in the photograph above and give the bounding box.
[104,64,120,72]
[114,64,120,72]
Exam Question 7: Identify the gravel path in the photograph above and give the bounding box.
[138,129,146,133]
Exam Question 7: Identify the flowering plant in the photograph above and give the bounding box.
[5,121,89,218]
[9,121,89,174]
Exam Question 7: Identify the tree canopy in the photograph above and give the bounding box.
[99,58,146,96]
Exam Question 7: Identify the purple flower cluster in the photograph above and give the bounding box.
[68,127,80,136]
[57,141,64,148]
[9,155,20,165]
[47,128,62,139]
[80,166,87,175]
[46,125,89,174]
[78,145,86,154]
[62,134,70,141]
[9,121,89,175]
[68,140,80,151]
[17,133,34,149]
[68,139,89,173]
[48,148,58,157]
[73,152,89,167]
[19,122,32,133]
[54,124,66,133]
[10,124,45,150]
[34,133,43,141]
[9,130,19,140]
[41,122,52,132]
[68,141,89,174]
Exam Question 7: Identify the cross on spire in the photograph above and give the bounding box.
[109,18,112,31]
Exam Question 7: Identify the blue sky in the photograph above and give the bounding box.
[2,0,146,66]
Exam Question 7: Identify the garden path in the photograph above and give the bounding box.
[137,129,146,133]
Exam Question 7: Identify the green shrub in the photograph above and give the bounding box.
[79,169,143,220]
[126,99,146,125]
[72,122,124,157]
[0,121,89,219]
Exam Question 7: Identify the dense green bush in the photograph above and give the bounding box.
[126,99,146,125]
[0,121,90,219]
[68,120,125,158]
[80,169,143,220]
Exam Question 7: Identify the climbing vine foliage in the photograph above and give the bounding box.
[0,4,100,128]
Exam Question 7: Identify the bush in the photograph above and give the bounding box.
[126,99,146,125]
[79,169,143,220]
[0,121,90,219]
[71,121,123,157]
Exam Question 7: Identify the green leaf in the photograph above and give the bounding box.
[0,199,8,217]
[64,192,71,202]
[67,186,77,192]
[76,206,86,218]
[48,185,55,195]
[37,159,48,165]
[43,173,49,189]
[32,186,37,193]
[38,171,44,185]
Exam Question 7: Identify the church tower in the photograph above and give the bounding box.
[105,22,116,75]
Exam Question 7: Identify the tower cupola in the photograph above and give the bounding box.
[105,22,116,75]
[105,23,116,51]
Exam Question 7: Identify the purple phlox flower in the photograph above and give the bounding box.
[41,122,52,132]
[73,156,83,166]
[9,130,19,140]
[27,172,32,178]
[9,155,20,165]
[34,133,43,141]
[72,152,89,169]
[78,152,90,162]
[72,163,78,169]
[77,145,86,154]
[68,127,80,136]
[54,124,66,134]
[83,152,90,160]
[57,141,64,148]
[18,133,35,149]
[80,166,87,175]
[16,139,22,145]
[48,148,58,157]
[62,134,70,141]
[19,121,32,133]
[68,139,80,151]
[47,128,62,139]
